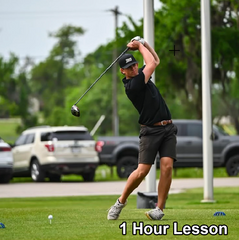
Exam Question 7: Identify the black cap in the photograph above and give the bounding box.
[119,53,138,69]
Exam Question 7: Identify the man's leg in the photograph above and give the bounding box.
[145,157,173,220]
[107,163,151,220]
[157,157,174,210]
[119,163,152,204]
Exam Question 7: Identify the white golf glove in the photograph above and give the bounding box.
[138,38,145,45]
[131,36,141,41]
[131,36,145,45]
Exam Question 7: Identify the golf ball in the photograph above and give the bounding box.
[48,215,53,220]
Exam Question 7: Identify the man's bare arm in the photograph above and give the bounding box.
[144,41,160,66]
[127,40,159,83]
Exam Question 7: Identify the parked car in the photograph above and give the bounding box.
[0,137,13,183]
[12,126,100,182]
[97,119,239,178]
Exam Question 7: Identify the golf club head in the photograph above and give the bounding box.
[71,105,80,117]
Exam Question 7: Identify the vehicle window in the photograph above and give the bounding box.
[41,132,52,141]
[14,135,27,146]
[186,124,202,138]
[25,133,35,144]
[53,131,92,141]
[40,131,92,141]
[213,125,229,136]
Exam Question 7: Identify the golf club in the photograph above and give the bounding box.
[71,47,129,117]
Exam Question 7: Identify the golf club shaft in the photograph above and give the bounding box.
[74,47,129,105]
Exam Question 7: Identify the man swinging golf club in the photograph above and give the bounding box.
[107,37,177,220]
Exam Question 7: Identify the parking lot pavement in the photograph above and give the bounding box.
[0,177,238,198]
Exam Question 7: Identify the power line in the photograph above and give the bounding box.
[0,10,114,20]
[0,15,108,20]
[0,9,102,14]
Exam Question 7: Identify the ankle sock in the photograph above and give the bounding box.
[156,206,163,211]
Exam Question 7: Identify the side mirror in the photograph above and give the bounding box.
[211,132,218,140]
[10,143,15,148]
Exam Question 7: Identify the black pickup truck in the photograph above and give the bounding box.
[97,119,239,178]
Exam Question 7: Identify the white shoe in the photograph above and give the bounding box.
[145,207,164,220]
[107,199,127,220]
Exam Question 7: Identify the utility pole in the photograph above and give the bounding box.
[107,6,122,136]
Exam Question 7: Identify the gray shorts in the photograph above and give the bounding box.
[138,123,177,165]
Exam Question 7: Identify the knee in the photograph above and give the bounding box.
[135,168,149,179]
[161,162,173,175]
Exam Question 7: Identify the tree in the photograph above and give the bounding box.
[0,54,19,117]
[30,25,85,122]
[0,54,37,131]
[211,0,239,133]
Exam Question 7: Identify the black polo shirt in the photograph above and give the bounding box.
[122,66,171,126]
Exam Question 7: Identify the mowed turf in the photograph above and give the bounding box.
[0,187,238,240]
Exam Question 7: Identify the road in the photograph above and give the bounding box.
[0,177,238,198]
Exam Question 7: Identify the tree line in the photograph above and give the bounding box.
[0,0,239,136]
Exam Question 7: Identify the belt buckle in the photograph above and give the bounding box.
[161,120,167,126]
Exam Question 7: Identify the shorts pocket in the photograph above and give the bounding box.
[139,126,148,138]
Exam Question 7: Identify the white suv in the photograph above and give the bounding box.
[12,126,100,182]
[0,137,13,183]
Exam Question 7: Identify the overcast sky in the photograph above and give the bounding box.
[0,0,162,62]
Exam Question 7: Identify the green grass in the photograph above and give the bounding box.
[10,165,230,183]
[95,165,230,179]
[0,187,238,240]
[0,119,20,144]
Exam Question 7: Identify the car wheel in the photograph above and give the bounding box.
[48,173,61,182]
[82,169,95,182]
[226,155,239,176]
[31,159,45,182]
[117,156,138,178]
[0,174,12,184]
